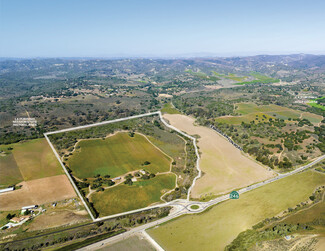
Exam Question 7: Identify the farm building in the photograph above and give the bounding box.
[22,205,38,210]
[10,215,32,223]
[0,187,14,194]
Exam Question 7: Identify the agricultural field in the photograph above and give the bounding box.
[0,138,63,186]
[161,102,181,114]
[0,138,74,211]
[91,174,176,216]
[185,69,219,81]
[147,170,325,251]
[49,115,197,217]
[101,234,155,251]
[68,132,171,179]
[216,103,322,124]
[212,102,324,171]
[26,199,89,231]
[212,71,248,82]
[308,96,325,111]
[0,154,23,188]
[0,174,76,210]
[235,72,280,85]
[163,114,274,199]
[227,183,325,250]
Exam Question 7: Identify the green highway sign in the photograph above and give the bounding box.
[229,191,239,199]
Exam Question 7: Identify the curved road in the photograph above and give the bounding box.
[80,151,325,251]
[44,110,325,250]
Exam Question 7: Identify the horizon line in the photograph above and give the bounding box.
[1,52,325,61]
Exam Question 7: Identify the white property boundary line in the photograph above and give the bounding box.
[142,230,165,251]
[158,112,201,201]
[44,111,201,221]
[44,134,96,221]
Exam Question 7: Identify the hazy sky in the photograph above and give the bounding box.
[1,0,325,57]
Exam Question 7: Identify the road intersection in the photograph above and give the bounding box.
[44,110,325,251]
[79,153,325,250]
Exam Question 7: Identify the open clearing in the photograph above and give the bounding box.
[216,103,322,124]
[0,174,76,210]
[161,103,181,114]
[27,210,89,231]
[91,173,176,216]
[148,170,325,251]
[0,153,23,188]
[99,234,155,251]
[68,132,171,179]
[163,114,274,198]
[0,139,62,183]
[281,192,325,225]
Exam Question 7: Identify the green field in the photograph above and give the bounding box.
[283,197,325,225]
[148,170,325,251]
[185,69,219,81]
[91,174,175,216]
[0,154,23,188]
[212,71,247,82]
[216,103,322,124]
[68,132,171,179]
[0,138,62,186]
[148,135,185,163]
[100,235,155,251]
[235,72,279,85]
[161,103,181,114]
[216,113,275,124]
[308,97,325,111]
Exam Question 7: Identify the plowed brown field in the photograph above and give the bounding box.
[0,174,76,210]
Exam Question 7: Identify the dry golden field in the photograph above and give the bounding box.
[0,174,76,210]
[163,114,274,198]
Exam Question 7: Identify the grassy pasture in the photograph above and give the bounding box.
[148,170,325,251]
[0,153,23,188]
[216,103,322,124]
[235,72,279,85]
[148,134,185,165]
[301,112,323,123]
[12,138,63,181]
[161,103,181,114]
[163,114,273,198]
[0,139,62,185]
[185,69,219,81]
[236,103,297,116]
[91,174,175,216]
[282,198,325,225]
[101,235,155,251]
[212,71,247,82]
[68,132,171,179]
[308,97,325,111]
[216,113,274,124]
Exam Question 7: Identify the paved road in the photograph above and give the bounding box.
[45,110,325,250]
[79,153,325,250]
[45,110,202,222]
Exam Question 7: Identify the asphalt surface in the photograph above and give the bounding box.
[79,154,325,251]
[42,111,325,251]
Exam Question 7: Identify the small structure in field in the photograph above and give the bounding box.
[0,187,14,194]
[21,205,38,210]
[10,215,32,223]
